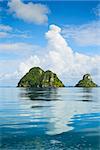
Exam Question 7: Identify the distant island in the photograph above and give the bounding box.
[17,67,98,88]
[75,74,97,88]
[17,67,65,88]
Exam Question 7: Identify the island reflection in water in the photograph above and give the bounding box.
[19,87,99,135]
[0,87,100,149]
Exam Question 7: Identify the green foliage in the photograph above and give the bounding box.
[17,67,64,88]
[41,70,64,87]
[75,74,97,88]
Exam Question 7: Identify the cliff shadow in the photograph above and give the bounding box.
[19,87,61,101]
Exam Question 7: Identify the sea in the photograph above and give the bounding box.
[0,87,100,150]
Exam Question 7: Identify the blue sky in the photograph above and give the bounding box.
[0,0,100,86]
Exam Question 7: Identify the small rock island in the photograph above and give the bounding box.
[75,74,97,88]
[17,67,64,88]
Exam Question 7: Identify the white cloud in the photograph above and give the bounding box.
[0,42,43,59]
[0,24,12,31]
[0,24,12,38]
[0,24,30,38]
[0,24,100,86]
[18,55,41,76]
[93,3,100,17]
[62,21,100,46]
[8,0,49,25]
[16,24,100,85]
[0,31,10,38]
[0,42,33,52]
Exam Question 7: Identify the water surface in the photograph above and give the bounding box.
[0,87,100,149]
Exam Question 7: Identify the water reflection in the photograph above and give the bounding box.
[20,88,61,101]
[19,87,100,135]
[0,87,100,149]
[81,88,93,102]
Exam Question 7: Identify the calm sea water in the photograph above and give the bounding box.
[0,87,100,150]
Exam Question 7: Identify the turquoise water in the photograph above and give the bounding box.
[0,87,100,150]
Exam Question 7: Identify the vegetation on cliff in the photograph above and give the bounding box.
[17,67,64,87]
[75,74,97,87]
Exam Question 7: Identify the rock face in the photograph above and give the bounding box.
[75,74,97,87]
[17,67,64,88]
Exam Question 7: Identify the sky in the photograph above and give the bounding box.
[0,0,100,86]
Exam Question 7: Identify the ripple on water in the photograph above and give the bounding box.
[0,87,100,149]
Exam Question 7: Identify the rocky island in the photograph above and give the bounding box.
[17,67,64,88]
[75,74,97,88]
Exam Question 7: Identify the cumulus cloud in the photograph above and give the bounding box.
[18,55,41,76]
[0,24,100,85]
[8,0,49,24]
[17,24,100,85]
[62,21,100,46]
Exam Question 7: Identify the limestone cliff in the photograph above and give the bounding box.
[75,74,97,87]
[17,67,64,88]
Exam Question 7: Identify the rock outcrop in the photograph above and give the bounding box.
[17,67,64,88]
[75,74,97,87]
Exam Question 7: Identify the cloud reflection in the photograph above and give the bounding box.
[19,87,100,135]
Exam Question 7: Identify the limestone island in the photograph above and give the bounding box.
[75,74,97,88]
[17,67,64,88]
